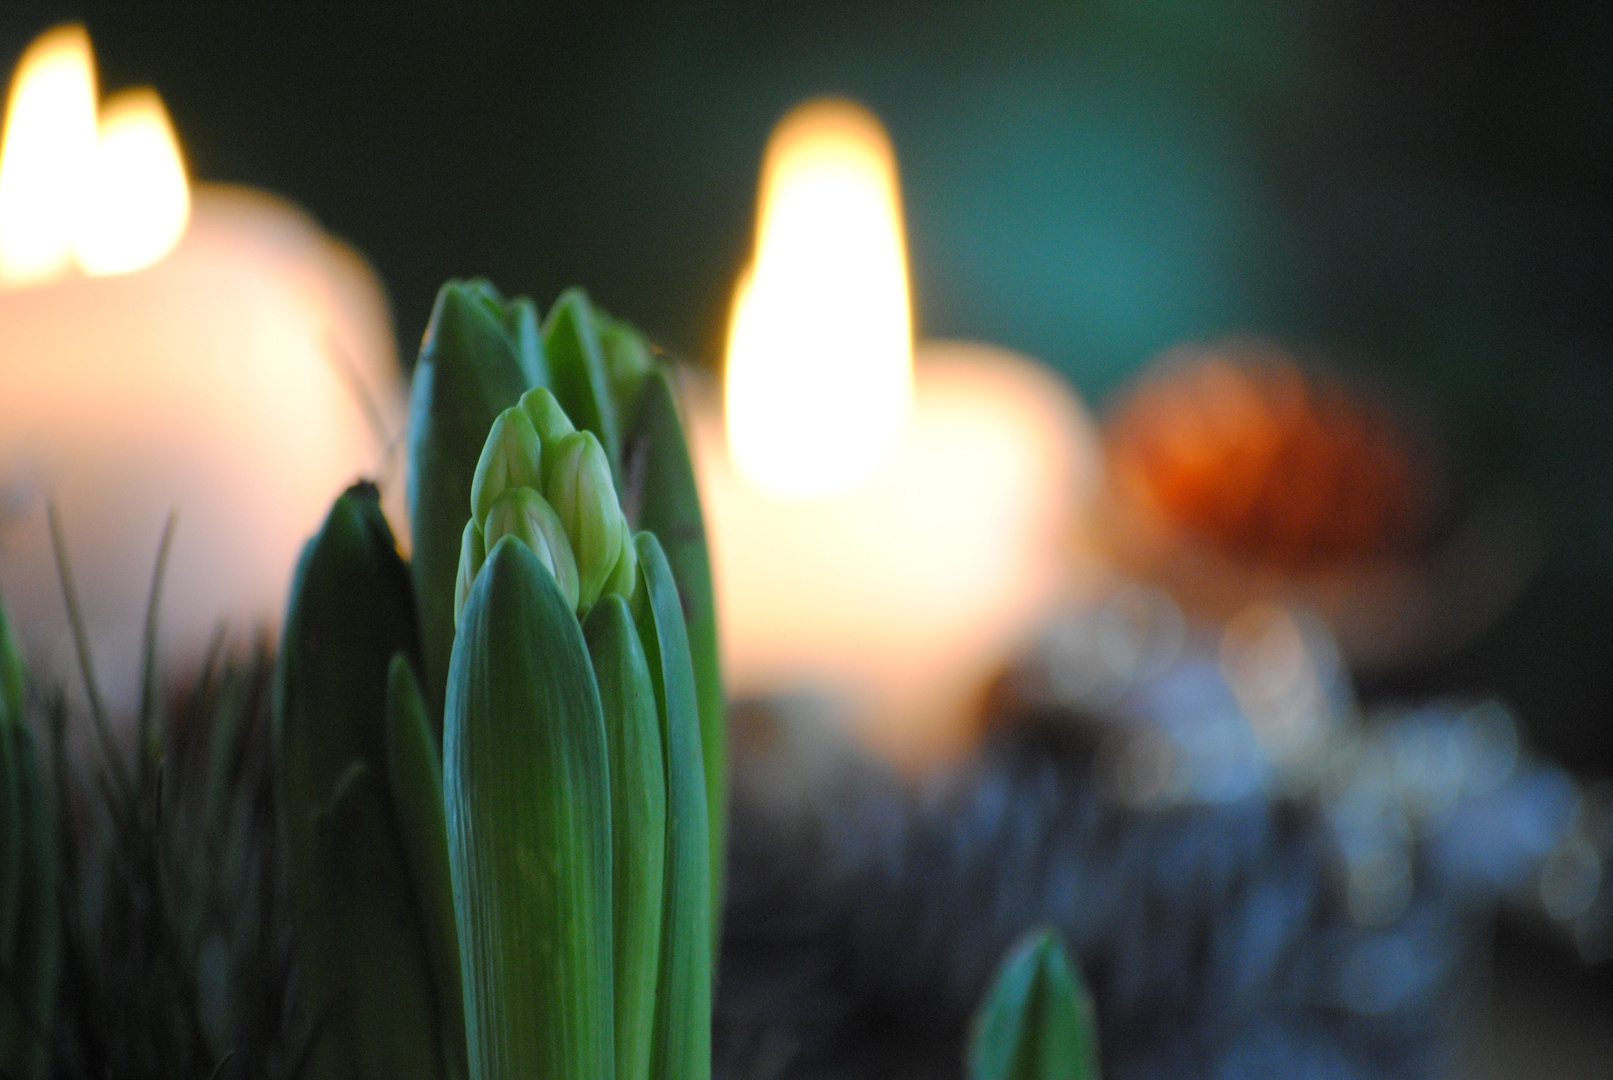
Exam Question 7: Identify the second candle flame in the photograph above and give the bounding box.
[724,98,913,497]
[0,24,189,286]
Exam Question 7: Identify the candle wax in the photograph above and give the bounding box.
[0,184,402,711]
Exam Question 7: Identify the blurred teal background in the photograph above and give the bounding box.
[2,0,1611,775]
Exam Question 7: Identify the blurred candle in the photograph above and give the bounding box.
[0,25,402,708]
[695,99,1103,771]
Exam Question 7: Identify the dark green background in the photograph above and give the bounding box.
[4,1,1611,771]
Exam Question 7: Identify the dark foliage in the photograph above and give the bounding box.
[47,636,310,1080]
[716,706,1482,1080]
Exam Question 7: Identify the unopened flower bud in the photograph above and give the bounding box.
[453,518,487,627]
[484,487,580,611]
[470,407,543,525]
[599,518,639,604]
[519,386,576,455]
[545,430,624,611]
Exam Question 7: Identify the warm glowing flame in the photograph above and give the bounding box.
[0,24,189,286]
[74,89,189,275]
[0,25,98,285]
[725,98,913,496]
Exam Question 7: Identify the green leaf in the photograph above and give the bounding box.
[309,762,446,1080]
[584,596,666,1080]
[0,601,21,726]
[543,288,621,481]
[0,697,56,1080]
[631,533,711,1080]
[501,295,548,388]
[445,536,615,1080]
[274,484,446,1080]
[0,601,24,963]
[967,929,1100,1080]
[596,313,654,417]
[409,280,535,706]
[386,653,469,1080]
[625,370,726,932]
[12,730,55,1080]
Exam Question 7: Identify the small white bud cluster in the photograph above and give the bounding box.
[455,388,638,624]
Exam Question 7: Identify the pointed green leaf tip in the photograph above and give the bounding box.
[275,484,458,1080]
[445,535,614,1080]
[501,295,547,387]
[543,287,622,478]
[409,280,539,706]
[968,929,1099,1080]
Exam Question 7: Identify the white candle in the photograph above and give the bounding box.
[0,26,402,709]
[697,99,1105,771]
[693,344,1100,771]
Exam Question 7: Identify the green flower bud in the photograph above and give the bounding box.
[600,520,639,605]
[454,518,487,629]
[484,488,580,612]
[470,407,544,525]
[545,430,623,612]
[520,386,576,454]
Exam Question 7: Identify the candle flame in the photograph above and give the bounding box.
[0,24,189,286]
[74,89,189,276]
[0,26,97,285]
[724,98,913,496]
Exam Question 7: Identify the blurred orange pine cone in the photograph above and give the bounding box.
[1107,344,1437,572]
[1100,342,1531,669]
